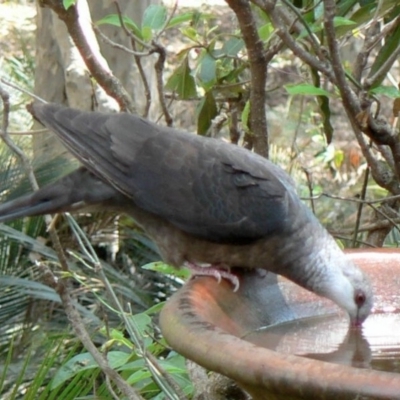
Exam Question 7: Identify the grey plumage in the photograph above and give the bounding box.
[0,103,373,325]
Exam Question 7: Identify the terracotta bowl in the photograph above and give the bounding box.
[159,249,400,400]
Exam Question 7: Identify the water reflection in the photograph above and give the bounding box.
[243,313,400,373]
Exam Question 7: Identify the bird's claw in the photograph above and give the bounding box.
[185,262,240,292]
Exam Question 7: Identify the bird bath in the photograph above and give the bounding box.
[159,249,400,399]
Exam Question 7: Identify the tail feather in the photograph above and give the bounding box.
[0,168,118,223]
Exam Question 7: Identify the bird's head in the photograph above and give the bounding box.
[322,260,373,328]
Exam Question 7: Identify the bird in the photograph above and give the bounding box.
[0,102,373,326]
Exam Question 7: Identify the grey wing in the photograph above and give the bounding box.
[30,103,295,243]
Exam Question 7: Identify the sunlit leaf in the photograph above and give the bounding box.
[180,26,200,41]
[285,83,331,97]
[258,23,274,41]
[63,0,76,10]
[167,12,194,29]
[142,261,190,279]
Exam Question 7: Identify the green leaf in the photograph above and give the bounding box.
[180,26,200,42]
[241,100,250,132]
[144,301,165,315]
[142,26,153,41]
[126,369,152,385]
[127,313,153,343]
[142,261,190,279]
[198,52,216,85]
[311,68,333,144]
[167,12,194,29]
[142,4,167,31]
[96,14,142,39]
[51,351,131,389]
[297,19,326,39]
[258,23,274,41]
[334,149,344,169]
[196,92,218,135]
[165,57,197,99]
[333,16,356,26]
[285,83,331,97]
[63,0,76,9]
[370,86,400,98]
[337,0,359,16]
[368,25,400,87]
[100,327,135,349]
[222,37,244,57]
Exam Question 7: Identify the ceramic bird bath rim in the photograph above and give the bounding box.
[159,249,400,400]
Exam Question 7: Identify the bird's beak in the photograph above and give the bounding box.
[350,319,363,329]
[350,310,364,329]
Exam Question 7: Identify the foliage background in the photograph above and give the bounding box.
[0,0,400,398]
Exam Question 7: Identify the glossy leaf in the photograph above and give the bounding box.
[222,37,244,57]
[142,4,167,31]
[198,51,217,85]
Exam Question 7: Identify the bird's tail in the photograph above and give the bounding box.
[0,168,117,223]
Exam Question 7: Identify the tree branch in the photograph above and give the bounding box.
[39,0,135,112]
[225,0,269,157]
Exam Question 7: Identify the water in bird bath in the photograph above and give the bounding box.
[243,312,400,373]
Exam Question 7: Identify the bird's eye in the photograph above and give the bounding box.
[355,289,366,307]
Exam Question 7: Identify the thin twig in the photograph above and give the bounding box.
[352,167,369,247]
[0,85,40,192]
[1,78,46,103]
[323,0,360,117]
[6,128,49,135]
[113,0,152,50]
[302,168,315,214]
[112,1,153,117]
[93,25,151,57]
[251,0,337,84]
[306,191,400,205]
[153,42,173,126]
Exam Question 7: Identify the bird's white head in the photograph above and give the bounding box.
[322,259,373,327]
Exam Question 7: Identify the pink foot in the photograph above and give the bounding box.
[185,262,240,292]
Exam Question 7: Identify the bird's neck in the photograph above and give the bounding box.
[271,209,349,296]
